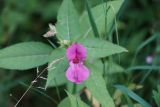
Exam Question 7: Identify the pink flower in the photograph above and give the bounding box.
[66,62,90,84]
[146,56,153,64]
[66,43,87,63]
[66,43,90,84]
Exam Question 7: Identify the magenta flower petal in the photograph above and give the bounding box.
[66,43,87,62]
[66,62,90,84]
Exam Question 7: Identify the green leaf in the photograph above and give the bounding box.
[58,97,70,107]
[84,0,100,38]
[85,63,115,107]
[153,85,160,107]
[114,85,152,107]
[85,59,124,75]
[0,42,52,70]
[65,91,89,107]
[56,0,81,41]
[58,96,89,107]
[46,48,68,88]
[80,0,124,38]
[80,37,128,59]
[105,61,124,73]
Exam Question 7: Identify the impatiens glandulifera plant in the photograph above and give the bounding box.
[0,0,128,107]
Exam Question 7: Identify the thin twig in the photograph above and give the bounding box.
[14,57,64,107]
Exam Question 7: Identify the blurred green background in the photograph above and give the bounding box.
[0,0,160,107]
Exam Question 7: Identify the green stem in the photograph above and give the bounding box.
[72,83,77,94]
